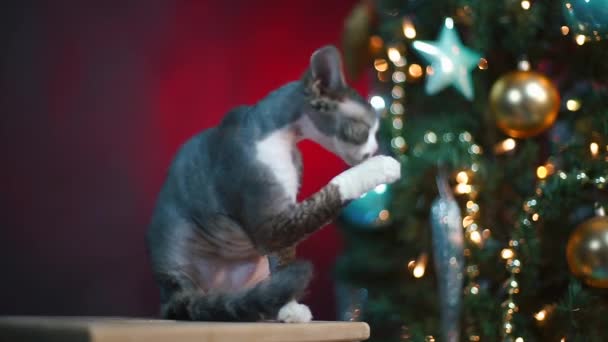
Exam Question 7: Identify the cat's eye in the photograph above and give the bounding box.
[339,120,369,145]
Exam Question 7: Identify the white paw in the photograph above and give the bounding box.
[376,155,401,184]
[330,155,401,201]
[277,300,313,323]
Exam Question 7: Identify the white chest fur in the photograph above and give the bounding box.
[255,129,299,202]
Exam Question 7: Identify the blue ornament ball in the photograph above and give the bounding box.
[340,184,392,229]
[563,0,608,40]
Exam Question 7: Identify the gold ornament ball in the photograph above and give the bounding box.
[489,71,560,139]
[566,216,608,288]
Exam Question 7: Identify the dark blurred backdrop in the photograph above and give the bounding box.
[0,0,363,319]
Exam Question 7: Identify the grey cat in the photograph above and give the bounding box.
[146,45,401,323]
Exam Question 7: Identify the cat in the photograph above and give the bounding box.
[146,45,401,323]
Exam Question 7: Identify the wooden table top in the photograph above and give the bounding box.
[0,316,370,342]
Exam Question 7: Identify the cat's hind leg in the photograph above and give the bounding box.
[160,261,313,322]
[271,246,312,323]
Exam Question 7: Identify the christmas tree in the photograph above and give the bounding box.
[335,1,608,341]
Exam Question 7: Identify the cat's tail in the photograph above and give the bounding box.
[162,261,313,322]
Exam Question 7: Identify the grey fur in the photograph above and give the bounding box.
[162,261,312,321]
[146,45,376,322]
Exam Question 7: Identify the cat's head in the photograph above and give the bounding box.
[300,45,379,166]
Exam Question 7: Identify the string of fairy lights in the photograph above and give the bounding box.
[454,134,485,342]
[501,170,608,341]
[500,142,608,341]
[367,18,423,157]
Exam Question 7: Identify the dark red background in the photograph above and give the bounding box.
[0,1,365,319]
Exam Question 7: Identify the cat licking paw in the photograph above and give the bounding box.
[148,45,399,322]
[277,300,313,323]
[330,155,401,201]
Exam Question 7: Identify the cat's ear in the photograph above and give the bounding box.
[310,45,346,95]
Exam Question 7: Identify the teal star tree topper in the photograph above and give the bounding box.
[412,18,482,101]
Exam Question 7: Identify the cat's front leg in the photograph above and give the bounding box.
[249,156,400,323]
[249,155,401,253]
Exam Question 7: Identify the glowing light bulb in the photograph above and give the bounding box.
[387,48,401,63]
[566,99,581,111]
[374,58,389,72]
[412,254,427,278]
[470,231,482,244]
[390,102,404,114]
[392,136,406,149]
[408,64,423,78]
[444,17,454,29]
[590,142,599,157]
[402,19,417,39]
[576,34,586,45]
[456,183,472,194]
[494,138,517,154]
[502,138,516,151]
[392,71,406,83]
[424,131,437,144]
[391,86,404,99]
[370,96,385,110]
[392,118,403,130]
[536,166,548,179]
[534,309,547,321]
[413,264,425,278]
[521,0,531,10]
[501,248,515,259]
[456,171,469,184]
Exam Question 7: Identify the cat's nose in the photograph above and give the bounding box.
[360,139,378,161]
